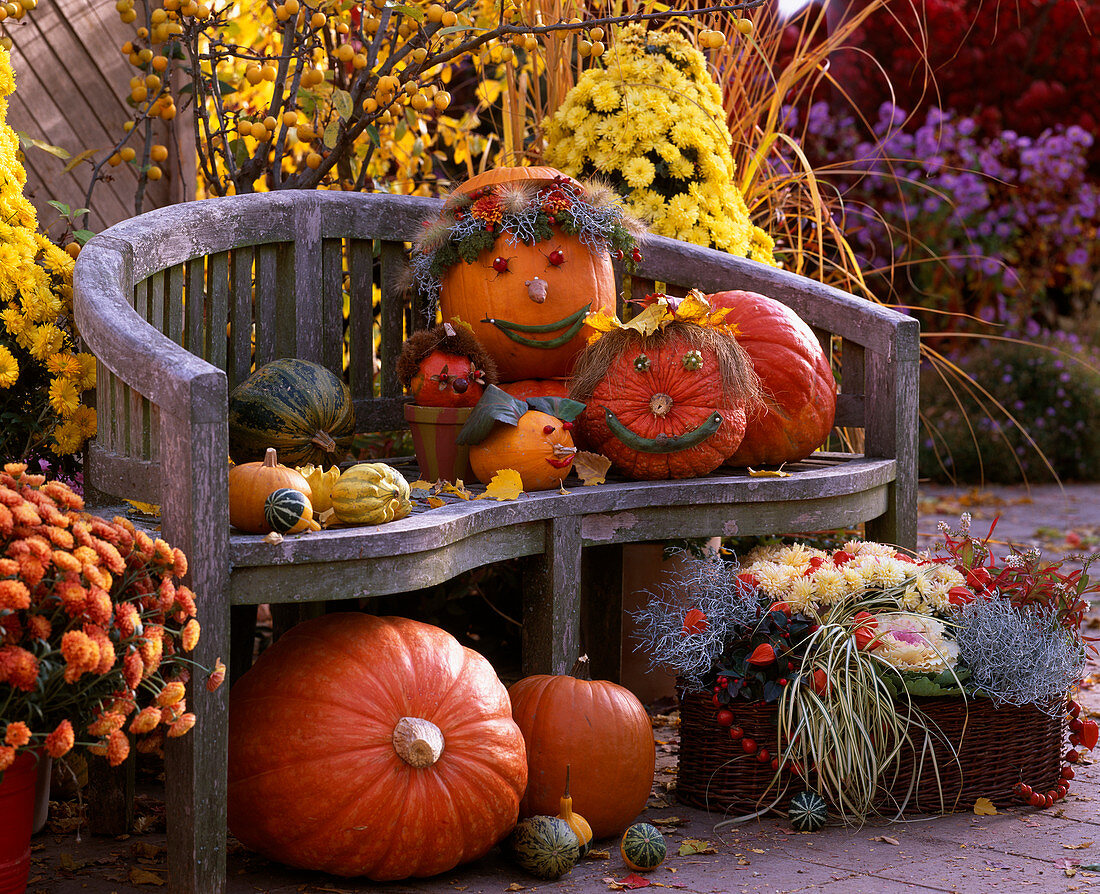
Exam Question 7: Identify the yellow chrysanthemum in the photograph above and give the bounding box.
[73,353,96,391]
[0,344,17,388]
[622,156,656,190]
[48,376,80,418]
[51,420,85,456]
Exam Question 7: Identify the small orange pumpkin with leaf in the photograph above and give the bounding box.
[456,385,585,491]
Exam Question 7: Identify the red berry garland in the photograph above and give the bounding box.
[1014,699,1096,809]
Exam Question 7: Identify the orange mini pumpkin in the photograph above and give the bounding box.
[228,447,312,533]
[458,385,584,491]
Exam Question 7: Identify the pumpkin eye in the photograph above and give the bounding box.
[543,424,556,435]
[633,354,651,372]
[682,350,703,371]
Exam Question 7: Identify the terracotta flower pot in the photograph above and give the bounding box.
[0,750,37,894]
[404,404,474,483]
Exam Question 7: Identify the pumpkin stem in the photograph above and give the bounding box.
[392,716,445,768]
[569,654,591,680]
[563,764,572,799]
[649,393,673,417]
[310,430,337,453]
[262,447,279,467]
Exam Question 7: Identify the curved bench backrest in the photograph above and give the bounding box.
[74,190,918,518]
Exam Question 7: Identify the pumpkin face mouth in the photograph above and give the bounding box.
[599,406,724,454]
[483,303,591,350]
[546,442,578,469]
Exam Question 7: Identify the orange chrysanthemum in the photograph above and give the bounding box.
[157,577,176,613]
[71,545,97,565]
[181,619,200,652]
[55,579,88,616]
[114,602,141,638]
[0,646,39,691]
[167,713,196,738]
[0,504,12,538]
[87,711,127,738]
[11,502,41,527]
[129,706,162,735]
[60,630,100,683]
[206,658,226,692]
[51,549,81,573]
[0,557,17,575]
[0,746,15,772]
[172,547,187,578]
[156,681,186,707]
[85,625,116,675]
[26,614,51,642]
[175,587,197,619]
[45,720,74,758]
[0,579,30,611]
[45,525,74,550]
[152,539,173,566]
[4,721,31,747]
[139,625,163,675]
[85,587,113,627]
[93,538,125,574]
[122,650,143,689]
[134,530,155,560]
[16,556,45,588]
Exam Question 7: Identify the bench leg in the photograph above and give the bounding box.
[521,516,582,675]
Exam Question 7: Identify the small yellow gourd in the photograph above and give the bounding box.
[295,463,342,513]
[331,462,413,525]
[557,765,593,856]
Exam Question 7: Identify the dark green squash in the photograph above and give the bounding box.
[228,359,355,466]
[788,790,828,832]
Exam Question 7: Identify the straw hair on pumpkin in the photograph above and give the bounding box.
[569,321,764,413]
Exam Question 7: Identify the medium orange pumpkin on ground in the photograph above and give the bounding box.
[707,290,837,467]
[508,656,655,840]
[228,614,528,880]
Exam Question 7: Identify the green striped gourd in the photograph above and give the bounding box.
[263,487,318,535]
[788,790,828,832]
[620,822,666,872]
[511,815,580,880]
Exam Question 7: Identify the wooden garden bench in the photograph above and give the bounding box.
[72,189,919,894]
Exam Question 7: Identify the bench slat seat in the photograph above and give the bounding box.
[72,190,918,894]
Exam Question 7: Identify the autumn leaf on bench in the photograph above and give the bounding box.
[747,467,791,478]
[573,451,612,486]
[475,469,524,501]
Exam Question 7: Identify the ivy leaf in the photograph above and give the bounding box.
[526,396,585,422]
[456,385,527,445]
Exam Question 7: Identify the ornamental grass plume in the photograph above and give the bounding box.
[0,47,96,467]
[544,25,775,263]
[0,463,224,774]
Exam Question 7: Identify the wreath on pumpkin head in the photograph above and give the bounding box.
[410,175,645,309]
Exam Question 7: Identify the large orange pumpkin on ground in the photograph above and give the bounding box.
[433,167,626,382]
[228,614,528,880]
[570,321,760,479]
[508,657,655,840]
[706,290,837,467]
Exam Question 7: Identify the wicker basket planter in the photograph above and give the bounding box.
[676,688,1065,816]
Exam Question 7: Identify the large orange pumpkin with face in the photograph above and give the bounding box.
[228,614,528,880]
[706,290,837,467]
[570,322,759,480]
[437,167,620,382]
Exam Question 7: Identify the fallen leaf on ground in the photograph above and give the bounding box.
[587,849,611,860]
[573,451,612,486]
[58,853,83,872]
[124,499,161,518]
[128,867,166,886]
[408,479,433,492]
[651,816,688,828]
[678,839,716,856]
[442,480,473,500]
[506,884,525,892]
[872,836,900,846]
[973,797,997,816]
[131,843,163,860]
[750,848,765,854]
[426,496,446,509]
[618,874,653,889]
[474,470,523,501]
[1063,841,1093,850]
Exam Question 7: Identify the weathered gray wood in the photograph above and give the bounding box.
[167,265,185,346]
[347,238,375,403]
[185,258,205,355]
[254,244,278,367]
[85,753,134,835]
[292,198,324,365]
[522,515,582,675]
[320,238,345,376]
[206,252,230,371]
[379,241,406,399]
[227,248,253,390]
